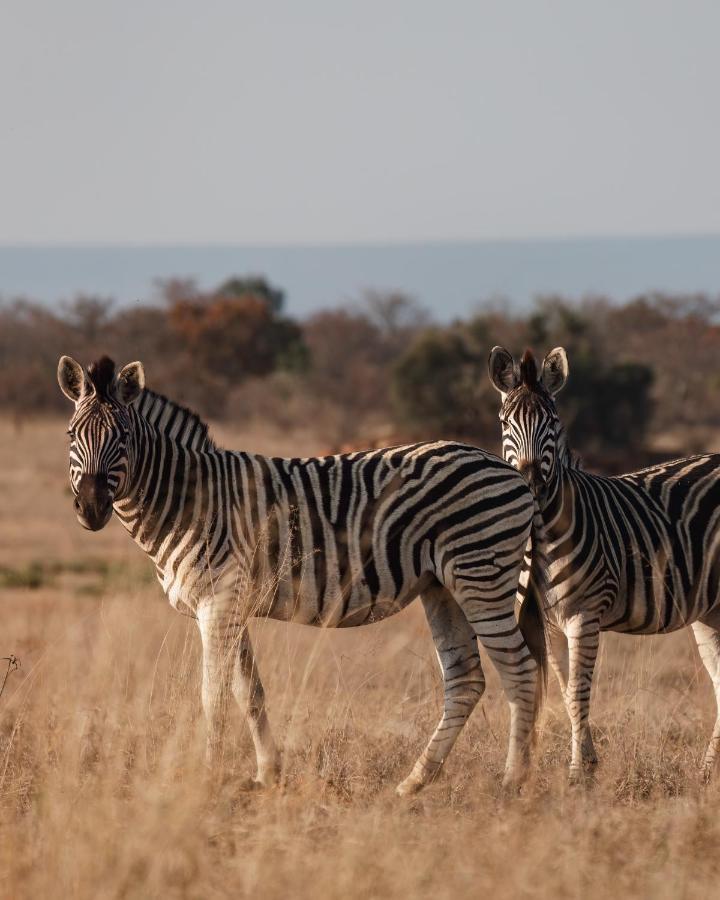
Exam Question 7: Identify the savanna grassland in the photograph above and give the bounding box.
[2,418,720,899]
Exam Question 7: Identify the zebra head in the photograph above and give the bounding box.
[57,355,145,531]
[488,346,569,498]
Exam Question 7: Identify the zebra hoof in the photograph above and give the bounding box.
[230,775,282,796]
[241,777,267,792]
[500,776,524,798]
[501,763,528,792]
[395,776,425,797]
[568,767,598,790]
[254,767,281,790]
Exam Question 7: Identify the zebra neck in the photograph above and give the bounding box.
[556,422,577,470]
[536,453,584,539]
[113,406,225,564]
[121,389,217,505]
[538,448,575,517]
[131,389,215,453]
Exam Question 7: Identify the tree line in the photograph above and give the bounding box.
[2,276,719,470]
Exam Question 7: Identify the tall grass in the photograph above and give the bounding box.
[2,576,720,898]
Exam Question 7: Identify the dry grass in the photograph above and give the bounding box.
[1,418,720,899]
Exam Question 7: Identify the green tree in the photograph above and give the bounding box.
[392,329,484,438]
[216,276,285,313]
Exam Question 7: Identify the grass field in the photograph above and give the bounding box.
[2,418,720,899]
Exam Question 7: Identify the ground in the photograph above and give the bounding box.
[1,418,719,899]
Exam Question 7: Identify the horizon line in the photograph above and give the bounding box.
[3,231,720,250]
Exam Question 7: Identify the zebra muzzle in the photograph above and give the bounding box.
[74,474,114,531]
[518,461,547,500]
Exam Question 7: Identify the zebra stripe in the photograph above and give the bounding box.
[59,355,546,795]
[489,345,720,782]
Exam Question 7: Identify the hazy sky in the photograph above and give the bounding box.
[2,1,719,243]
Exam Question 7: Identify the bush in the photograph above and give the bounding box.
[392,328,484,439]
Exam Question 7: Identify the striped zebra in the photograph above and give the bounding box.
[489,345,720,783]
[58,355,546,795]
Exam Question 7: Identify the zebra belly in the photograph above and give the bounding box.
[542,563,702,635]
[155,536,431,627]
[601,604,690,634]
[600,576,694,634]
[539,542,693,634]
[268,570,429,627]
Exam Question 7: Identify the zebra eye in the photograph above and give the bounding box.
[66,429,76,439]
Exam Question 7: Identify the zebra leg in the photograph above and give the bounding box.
[547,625,598,766]
[565,614,600,784]
[691,619,720,781]
[197,604,238,770]
[232,629,280,787]
[197,604,279,785]
[396,586,485,797]
[455,595,539,789]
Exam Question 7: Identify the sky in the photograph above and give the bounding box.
[1,1,719,245]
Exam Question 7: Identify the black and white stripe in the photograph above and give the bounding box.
[489,345,720,782]
[59,355,546,794]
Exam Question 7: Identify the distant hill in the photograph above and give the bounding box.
[2,235,719,319]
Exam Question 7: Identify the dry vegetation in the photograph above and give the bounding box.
[2,418,720,899]
[6,288,720,470]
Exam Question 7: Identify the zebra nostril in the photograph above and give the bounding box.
[519,461,545,493]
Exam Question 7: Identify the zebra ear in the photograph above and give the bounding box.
[115,361,145,406]
[58,356,90,403]
[541,347,569,395]
[488,346,519,395]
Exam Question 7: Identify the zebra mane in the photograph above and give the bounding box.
[519,349,539,389]
[561,432,583,471]
[133,389,216,451]
[87,356,117,399]
[568,449,584,470]
[508,348,554,409]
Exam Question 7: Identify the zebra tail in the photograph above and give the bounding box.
[517,519,548,727]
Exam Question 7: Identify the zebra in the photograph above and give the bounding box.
[488,344,720,783]
[58,354,547,795]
